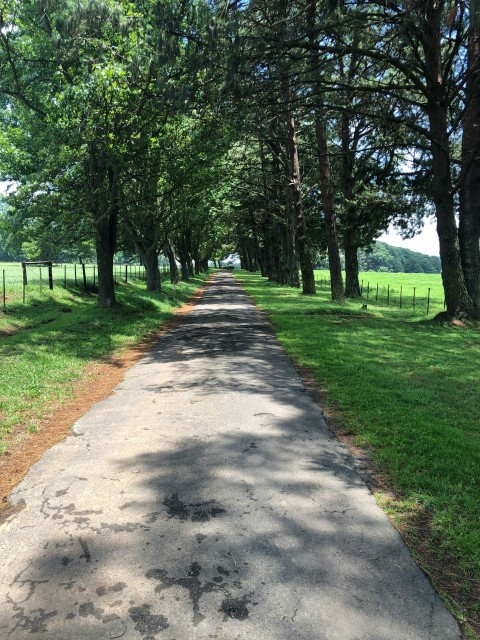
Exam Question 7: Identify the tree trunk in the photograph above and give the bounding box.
[91,161,118,308]
[307,0,343,301]
[267,125,298,287]
[272,237,283,283]
[423,3,476,317]
[315,117,344,302]
[283,79,316,295]
[459,10,480,312]
[193,250,201,275]
[176,233,190,280]
[180,257,189,280]
[144,247,161,292]
[344,225,361,298]
[263,222,276,280]
[165,241,179,284]
[340,107,361,298]
[95,213,117,308]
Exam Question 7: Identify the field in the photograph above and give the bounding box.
[314,269,445,315]
[0,262,208,454]
[0,261,166,309]
[235,270,480,638]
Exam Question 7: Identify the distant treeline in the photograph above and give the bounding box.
[1,225,442,276]
[317,241,441,274]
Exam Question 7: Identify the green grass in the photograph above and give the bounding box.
[314,269,445,315]
[0,269,208,452]
[0,261,157,307]
[236,270,480,633]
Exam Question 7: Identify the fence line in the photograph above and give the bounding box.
[315,278,444,313]
[1,263,172,311]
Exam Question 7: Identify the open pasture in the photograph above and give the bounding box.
[314,270,445,315]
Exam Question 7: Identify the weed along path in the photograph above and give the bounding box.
[0,272,462,640]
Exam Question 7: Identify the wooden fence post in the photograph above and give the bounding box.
[48,261,53,290]
[2,270,5,313]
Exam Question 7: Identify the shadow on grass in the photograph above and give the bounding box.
[0,277,207,363]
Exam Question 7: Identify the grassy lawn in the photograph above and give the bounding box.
[235,270,480,636]
[0,269,209,452]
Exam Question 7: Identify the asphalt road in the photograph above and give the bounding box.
[0,272,463,640]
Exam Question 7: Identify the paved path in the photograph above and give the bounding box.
[0,273,462,640]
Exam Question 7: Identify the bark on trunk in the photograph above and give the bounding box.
[459,13,480,311]
[133,242,161,292]
[340,107,361,298]
[315,117,344,302]
[193,251,201,275]
[284,79,316,295]
[144,247,161,292]
[268,127,298,287]
[344,225,361,298]
[176,232,193,280]
[424,3,476,317]
[165,242,179,284]
[91,160,118,308]
[96,214,117,308]
[180,257,189,280]
[307,0,343,301]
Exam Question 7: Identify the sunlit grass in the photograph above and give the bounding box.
[314,269,445,315]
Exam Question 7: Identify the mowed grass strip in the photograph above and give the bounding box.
[0,273,209,452]
[235,270,480,634]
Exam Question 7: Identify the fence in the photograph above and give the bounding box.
[1,263,171,312]
[315,277,445,314]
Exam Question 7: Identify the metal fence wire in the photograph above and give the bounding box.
[314,278,445,314]
[0,263,169,311]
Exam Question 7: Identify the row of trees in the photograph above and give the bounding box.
[0,1,479,318]
[225,0,480,318]
[0,0,239,305]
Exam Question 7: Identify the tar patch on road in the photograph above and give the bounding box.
[129,603,169,639]
[220,594,251,620]
[145,562,254,627]
[163,494,225,522]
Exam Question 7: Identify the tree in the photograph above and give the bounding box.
[297,0,478,317]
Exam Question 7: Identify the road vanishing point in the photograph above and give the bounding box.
[0,272,463,640]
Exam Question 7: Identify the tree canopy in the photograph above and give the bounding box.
[0,0,478,317]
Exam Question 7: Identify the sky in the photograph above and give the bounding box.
[378,218,439,257]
